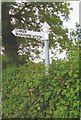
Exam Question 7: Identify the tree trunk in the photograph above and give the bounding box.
[2,2,18,64]
[3,33,18,63]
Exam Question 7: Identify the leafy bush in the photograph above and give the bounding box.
[2,41,80,119]
[2,57,80,118]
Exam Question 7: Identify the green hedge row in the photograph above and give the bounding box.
[2,58,80,118]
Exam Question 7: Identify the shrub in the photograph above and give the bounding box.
[2,58,80,118]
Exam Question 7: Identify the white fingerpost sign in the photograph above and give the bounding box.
[12,21,50,74]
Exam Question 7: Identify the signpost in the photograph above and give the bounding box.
[12,21,50,74]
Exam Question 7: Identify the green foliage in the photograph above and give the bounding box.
[2,42,80,118]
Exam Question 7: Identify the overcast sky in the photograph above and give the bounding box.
[63,1,79,30]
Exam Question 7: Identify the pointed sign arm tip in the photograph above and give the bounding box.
[12,29,15,36]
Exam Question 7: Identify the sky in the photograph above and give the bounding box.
[63,1,79,30]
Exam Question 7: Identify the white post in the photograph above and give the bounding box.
[42,22,50,74]
[44,33,49,74]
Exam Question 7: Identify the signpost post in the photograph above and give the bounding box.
[41,22,50,74]
[12,21,50,74]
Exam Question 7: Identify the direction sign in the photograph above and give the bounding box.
[12,29,43,39]
[12,21,50,74]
